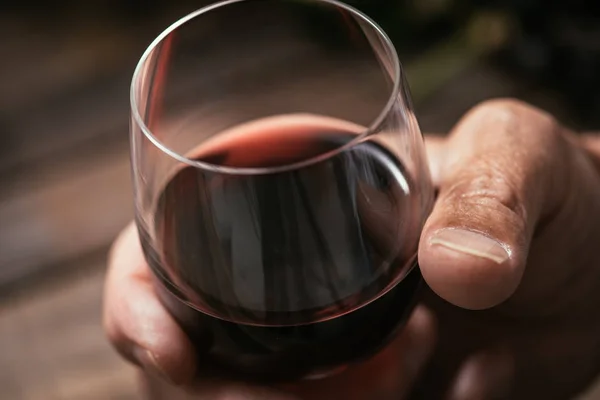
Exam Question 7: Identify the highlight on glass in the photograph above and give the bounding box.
[130,0,434,382]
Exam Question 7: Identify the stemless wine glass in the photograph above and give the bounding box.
[130,0,434,382]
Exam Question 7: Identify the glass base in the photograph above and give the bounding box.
[151,264,422,383]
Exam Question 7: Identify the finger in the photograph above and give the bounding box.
[447,349,514,400]
[282,306,437,400]
[103,223,197,385]
[580,133,600,173]
[423,134,448,187]
[418,99,573,310]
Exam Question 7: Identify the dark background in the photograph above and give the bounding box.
[0,1,598,399]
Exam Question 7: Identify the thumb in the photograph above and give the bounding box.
[418,99,573,310]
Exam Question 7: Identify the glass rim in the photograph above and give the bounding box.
[130,0,401,175]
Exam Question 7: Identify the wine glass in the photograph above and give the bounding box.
[130,0,434,383]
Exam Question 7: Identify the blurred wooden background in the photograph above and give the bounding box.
[0,1,599,399]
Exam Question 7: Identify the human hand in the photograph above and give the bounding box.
[104,98,600,399]
[414,99,600,399]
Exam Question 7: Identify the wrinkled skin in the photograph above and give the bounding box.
[104,99,600,399]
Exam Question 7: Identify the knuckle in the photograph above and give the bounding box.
[108,222,137,265]
[470,98,562,141]
[459,98,570,186]
[446,159,518,209]
[102,291,129,347]
[103,316,137,365]
[470,97,544,119]
[442,163,528,232]
[103,312,123,345]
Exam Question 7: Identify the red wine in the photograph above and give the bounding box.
[143,115,424,381]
